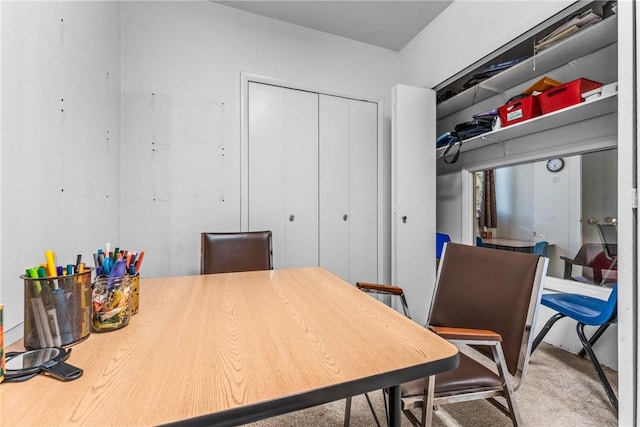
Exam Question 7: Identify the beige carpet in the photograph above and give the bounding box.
[246,343,618,426]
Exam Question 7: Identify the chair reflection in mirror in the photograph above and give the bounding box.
[560,243,617,286]
[596,223,617,285]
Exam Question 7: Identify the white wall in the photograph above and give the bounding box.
[493,157,580,278]
[120,2,399,278]
[1,1,121,339]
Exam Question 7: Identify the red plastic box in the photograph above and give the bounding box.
[498,95,541,127]
[538,78,603,114]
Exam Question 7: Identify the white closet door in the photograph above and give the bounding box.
[248,82,319,269]
[348,99,378,284]
[319,95,378,284]
[319,95,350,279]
[392,85,436,325]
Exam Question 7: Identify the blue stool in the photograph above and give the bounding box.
[436,232,451,261]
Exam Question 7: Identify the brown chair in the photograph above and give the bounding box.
[560,243,616,284]
[400,243,547,426]
[347,243,548,427]
[356,282,411,318]
[200,231,273,274]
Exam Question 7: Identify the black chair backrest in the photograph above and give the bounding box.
[429,243,546,377]
[201,231,273,274]
[596,223,618,258]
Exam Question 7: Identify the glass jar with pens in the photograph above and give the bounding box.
[91,275,131,332]
[91,259,131,332]
[91,246,144,330]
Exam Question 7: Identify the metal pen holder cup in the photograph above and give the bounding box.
[92,275,131,332]
[22,268,93,350]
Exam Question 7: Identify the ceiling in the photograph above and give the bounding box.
[214,1,453,51]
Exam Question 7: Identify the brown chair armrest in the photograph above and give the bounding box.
[429,326,502,342]
[356,282,405,296]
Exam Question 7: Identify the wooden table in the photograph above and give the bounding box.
[1,267,458,426]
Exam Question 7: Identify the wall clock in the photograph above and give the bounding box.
[546,158,564,172]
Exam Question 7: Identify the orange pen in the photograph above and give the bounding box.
[135,251,145,273]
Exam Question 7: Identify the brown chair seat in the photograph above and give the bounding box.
[401,352,502,398]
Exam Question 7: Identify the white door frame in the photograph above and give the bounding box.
[240,72,385,281]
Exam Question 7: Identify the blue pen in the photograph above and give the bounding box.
[107,259,127,291]
[103,257,112,275]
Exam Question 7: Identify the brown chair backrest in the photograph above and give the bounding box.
[571,243,606,266]
[429,243,547,380]
[201,231,273,274]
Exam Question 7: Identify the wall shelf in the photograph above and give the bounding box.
[437,89,618,159]
[436,14,618,120]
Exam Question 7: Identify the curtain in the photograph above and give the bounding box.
[479,169,497,228]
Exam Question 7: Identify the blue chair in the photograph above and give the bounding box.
[532,285,618,411]
[532,240,549,257]
[436,232,451,261]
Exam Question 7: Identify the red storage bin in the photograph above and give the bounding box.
[498,95,541,127]
[538,78,603,114]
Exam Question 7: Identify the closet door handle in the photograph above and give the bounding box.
[402,216,407,224]
[289,214,295,222]
[343,214,348,221]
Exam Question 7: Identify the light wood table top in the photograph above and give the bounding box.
[2,267,458,426]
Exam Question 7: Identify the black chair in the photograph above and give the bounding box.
[200,231,273,274]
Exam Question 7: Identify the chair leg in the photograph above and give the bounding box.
[382,389,389,423]
[423,375,435,427]
[577,323,612,358]
[363,393,383,427]
[401,378,434,427]
[343,397,352,427]
[344,394,383,427]
[576,322,618,412]
[531,313,565,353]
[491,343,522,426]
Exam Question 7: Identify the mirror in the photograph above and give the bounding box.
[4,347,82,382]
[6,347,61,371]
[474,149,617,284]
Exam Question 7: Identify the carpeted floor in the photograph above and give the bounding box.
[246,343,618,426]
